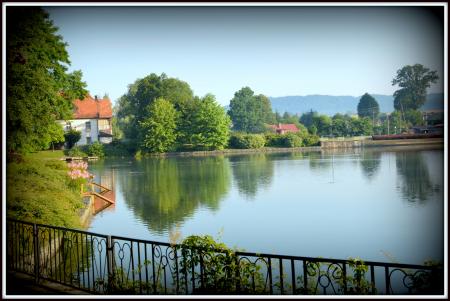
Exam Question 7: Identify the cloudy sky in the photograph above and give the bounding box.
[45,5,445,106]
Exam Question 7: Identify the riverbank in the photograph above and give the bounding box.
[321,137,444,149]
[143,145,323,158]
[6,152,86,229]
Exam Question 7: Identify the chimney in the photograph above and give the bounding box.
[95,95,98,101]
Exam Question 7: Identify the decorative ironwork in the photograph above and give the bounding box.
[6,219,443,295]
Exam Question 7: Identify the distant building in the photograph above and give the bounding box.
[411,124,444,135]
[268,123,299,134]
[422,110,444,126]
[59,95,113,146]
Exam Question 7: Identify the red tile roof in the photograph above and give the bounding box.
[268,123,299,133]
[73,95,112,119]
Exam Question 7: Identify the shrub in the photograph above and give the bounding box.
[64,146,87,157]
[283,133,302,147]
[265,133,302,147]
[64,129,81,149]
[304,134,320,146]
[86,141,105,157]
[104,139,136,157]
[7,158,83,228]
[229,133,265,149]
[264,133,284,147]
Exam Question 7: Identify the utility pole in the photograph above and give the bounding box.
[387,114,390,135]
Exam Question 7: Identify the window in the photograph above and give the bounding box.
[98,119,110,130]
[86,137,92,145]
[85,121,91,132]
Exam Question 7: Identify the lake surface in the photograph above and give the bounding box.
[87,146,444,265]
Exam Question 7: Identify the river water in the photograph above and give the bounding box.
[87,146,444,265]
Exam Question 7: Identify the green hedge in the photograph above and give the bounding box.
[229,133,266,149]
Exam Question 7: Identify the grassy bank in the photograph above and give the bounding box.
[7,152,84,228]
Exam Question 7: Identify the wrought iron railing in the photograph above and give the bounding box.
[6,219,444,295]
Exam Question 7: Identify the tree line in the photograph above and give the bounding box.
[6,7,439,156]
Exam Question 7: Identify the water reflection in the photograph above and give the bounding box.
[229,154,274,199]
[360,150,382,181]
[120,156,231,234]
[395,151,440,204]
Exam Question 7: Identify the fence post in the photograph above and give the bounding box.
[33,223,40,283]
[106,235,114,291]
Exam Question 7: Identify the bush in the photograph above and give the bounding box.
[64,129,81,149]
[103,139,136,157]
[229,133,265,149]
[304,134,320,146]
[85,141,105,157]
[264,133,284,147]
[283,133,302,147]
[265,133,302,147]
[64,146,87,157]
[7,157,84,228]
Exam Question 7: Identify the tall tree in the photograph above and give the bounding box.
[357,93,380,118]
[181,94,231,150]
[392,64,439,111]
[228,87,274,133]
[7,7,87,153]
[116,73,194,141]
[139,98,179,153]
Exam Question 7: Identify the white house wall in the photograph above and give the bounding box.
[65,119,99,146]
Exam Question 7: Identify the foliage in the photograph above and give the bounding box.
[64,146,87,157]
[392,64,439,111]
[85,141,105,157]
[228,87,275,133]
[7,157,83,228]
[115,73,193,141]
[64,129,81,149]
[350,117,373,136]
[303,134,320,146]
[265,133,302,147]
[229,133,266,149]
[357,93,380,118]
[300,110,319,129]
[178,94,231,151]
[103,139,136,157]
[7,7,87,154]
[139,98,179,153]
[404,109,424,127]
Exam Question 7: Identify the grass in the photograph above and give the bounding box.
[26,150,65,160]
[7,153,84,228]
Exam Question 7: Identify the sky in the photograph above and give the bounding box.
[45,5,445,107]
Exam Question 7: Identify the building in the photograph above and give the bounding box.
[59,95,113,146]
[268,123,300,134]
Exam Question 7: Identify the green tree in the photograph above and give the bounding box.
[139,98,179,153]
[312,115,332,137]
[357,93,380,119]
[116,73,193,141]
[7,7,87,154]
[404,109,424,127]
[64,129,81,149]
[300,110,318,130]
[392,64,439,111]
[180,94,231,150]
[228,87,274,133]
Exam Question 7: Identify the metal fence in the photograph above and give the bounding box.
[6,219,443,295]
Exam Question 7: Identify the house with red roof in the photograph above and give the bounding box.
[268,123,299,134]
[59,95,113,146]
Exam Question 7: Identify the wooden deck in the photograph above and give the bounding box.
[82,182,114,214]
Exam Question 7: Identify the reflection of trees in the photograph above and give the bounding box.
[360,150,381,180]
[396,151,434,204]
[120,156,231,234]
[229,154,274,199]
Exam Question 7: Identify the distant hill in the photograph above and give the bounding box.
[269,93,444,116]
